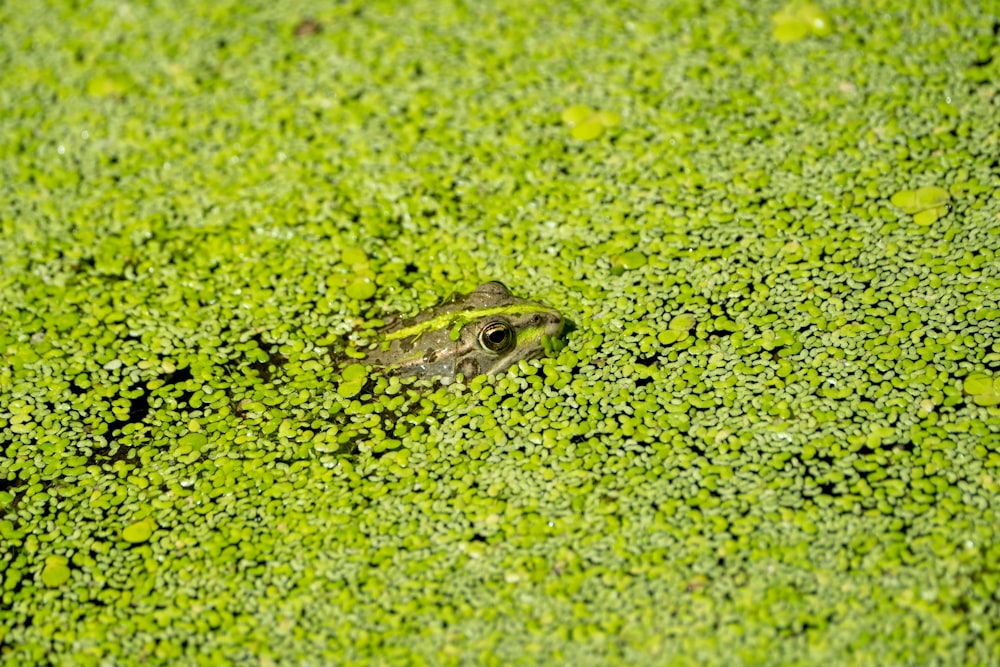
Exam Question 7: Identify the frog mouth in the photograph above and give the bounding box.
[522,349,544,362]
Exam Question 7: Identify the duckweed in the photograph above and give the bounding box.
[40,556,71,589]
[610,250,648,274]
[121,518,156,544]
[772,2,833,42]
[964,372,1000,407]
[891,185,953,226]
[337,364,370,398]
[561,105,622,141]
[2,0,1000,665]
[345,276,378,301]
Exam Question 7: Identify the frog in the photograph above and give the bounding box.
[357,281,564,382]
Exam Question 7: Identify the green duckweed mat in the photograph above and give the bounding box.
[2,0,1000,664]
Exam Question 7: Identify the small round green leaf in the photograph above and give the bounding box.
[41,556,71,588]
[122,518,155,544]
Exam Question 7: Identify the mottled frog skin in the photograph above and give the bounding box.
[361,282,564,382]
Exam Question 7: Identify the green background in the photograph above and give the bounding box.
[2,0,999,664]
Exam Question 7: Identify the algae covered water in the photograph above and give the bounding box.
[1,1,998,664]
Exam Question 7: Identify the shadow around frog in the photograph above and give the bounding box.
[559,316,579,346]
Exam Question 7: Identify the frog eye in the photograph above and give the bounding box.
[475,282,511,297]
[478,320,515,353]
